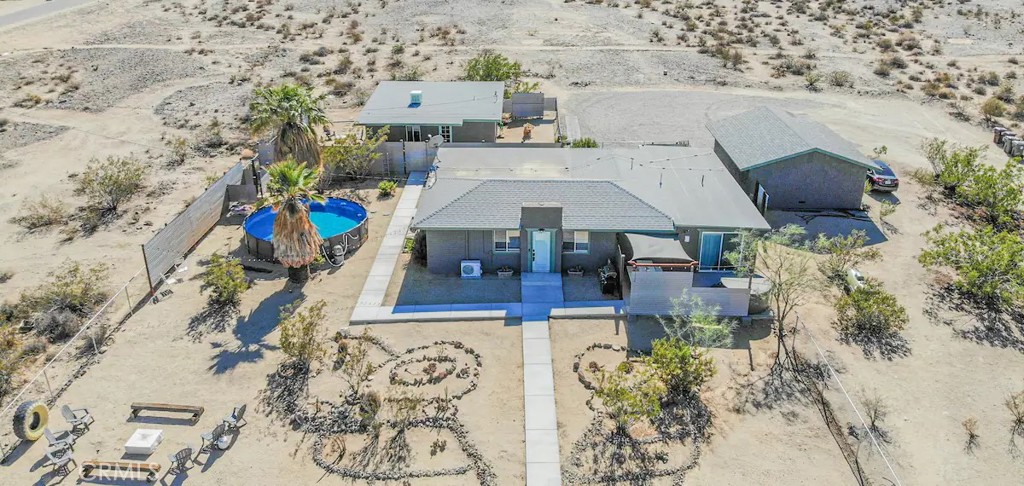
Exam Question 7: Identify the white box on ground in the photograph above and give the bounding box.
[124,428,164,455]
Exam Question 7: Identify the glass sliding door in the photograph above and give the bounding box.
[699,232,741,271]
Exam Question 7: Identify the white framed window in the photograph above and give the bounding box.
[440,125,453,143]
[494,229,521,252]
[698,232,742,271]
[562,230,590,253]
[405,125,422,142]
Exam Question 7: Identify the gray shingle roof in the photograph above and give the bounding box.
[706,106,877,171]
[357,81,504,126]
[421,146,771,231]
[413,179,676,231]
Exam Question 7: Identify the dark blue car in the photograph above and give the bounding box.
[867,160,899,192]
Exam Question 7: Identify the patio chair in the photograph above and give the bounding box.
[43,428,76,451]
[60,404,94,431]
[199,423,227,453]
[44,448,75,476]
[222,404,247,429]
[167,444,196,475]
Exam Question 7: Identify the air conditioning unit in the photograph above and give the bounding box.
[460,260,482,279]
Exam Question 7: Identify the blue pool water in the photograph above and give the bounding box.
[244,198,367,242]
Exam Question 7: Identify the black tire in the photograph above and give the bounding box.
[12,400,48,441]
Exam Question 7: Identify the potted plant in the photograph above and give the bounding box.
[497,265,514,278]
[567,265,584,277]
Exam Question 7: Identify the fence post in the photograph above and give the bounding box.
[42,368,53,401]
[125,286,133,317]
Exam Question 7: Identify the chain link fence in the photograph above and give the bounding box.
[0,268,151,460]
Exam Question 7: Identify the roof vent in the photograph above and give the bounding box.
[409,90,422,107]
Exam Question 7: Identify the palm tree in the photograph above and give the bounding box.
[249,84,330,168]
[259,159,324,284]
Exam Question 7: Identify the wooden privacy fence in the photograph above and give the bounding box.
[141,158,255,291]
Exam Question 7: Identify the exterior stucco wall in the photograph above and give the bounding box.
[425,230,522,275]
[561,231,618,271]
[366,122,496,143]
[746,152,866,210]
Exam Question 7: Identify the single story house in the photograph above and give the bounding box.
[356,81,504,143]
[707,106,878,211]
[411,146,772,316]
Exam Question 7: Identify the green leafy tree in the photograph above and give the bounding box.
[464,51,532,98]
[919,225,1024,307]
[278,299,329,371]
[955,161,1024,228]
[658,292,736,348]
[645,338,716,398]
[259,159,324,283]
[595,365,665,431]
[75,156,148,213]
[919,139,985,193]
[812,230,882,283]
[322,126,389,179]
[249,84,329,168]
[833,283,909,341]
[200,253,250,307]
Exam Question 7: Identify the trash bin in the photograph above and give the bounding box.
[994,126,1007,144]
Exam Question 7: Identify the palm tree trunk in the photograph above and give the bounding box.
[287,265,310,284]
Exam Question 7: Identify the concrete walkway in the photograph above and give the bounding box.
[521,273,563,485]
[350,172,426,321]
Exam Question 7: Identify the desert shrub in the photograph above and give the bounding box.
[924,140,984,193]
[860,390,889,434]
[955,161,1024,228]
[322,127,389,179]
[167,136,189,165]
[919,225,1024,307]
[358,390,382,425]
[411,231,427,266]
[1008,389,1024,437]
[773,55,814,77]
[645,337,716,398]
[377,179,397,197]
[880,200,897,222]
[0,327,23,403]
[279,299,329,369]
[31,309,81,342]
[75,155,148,212]
[201,253,250,307]
[17,262,109,323]
[963,417,980,450]
[980,97,1006,121]
[805,71,823,91]
[659,292,736,348]
[10,197,70,230]
[0,270,11,283]
[570,137,599,148]
[833,284,908,341]
[812,230,881,283]
[595,365,665,430]
[827,70,854,87]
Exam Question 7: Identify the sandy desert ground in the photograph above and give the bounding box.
[0,0,1023,484]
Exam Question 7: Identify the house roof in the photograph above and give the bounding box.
[414,179,676,231]
[413,146,771,231]
[436,146,770,229]
[706,106,877,171]
[356,81,504,126]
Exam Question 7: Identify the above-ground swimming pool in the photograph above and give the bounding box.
[243,198,369,261]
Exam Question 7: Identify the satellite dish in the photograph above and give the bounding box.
[428,135,445,148]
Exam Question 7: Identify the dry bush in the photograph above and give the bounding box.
[10,197,71,230]
[1008,390,1024,437]
[75,155,148,213]
[962,417,979,452]
[860,390,888,434]
[827,70,854,87]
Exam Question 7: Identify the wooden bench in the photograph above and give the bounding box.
[81,460,161,482]
[129,402,204,424]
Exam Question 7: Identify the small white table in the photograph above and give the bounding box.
[124,429,163,455]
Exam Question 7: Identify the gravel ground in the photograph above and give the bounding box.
[0,120,67,153]
[154,80,252,130]
[46,47,211,112]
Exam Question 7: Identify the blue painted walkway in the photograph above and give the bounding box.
[521,273,563,485]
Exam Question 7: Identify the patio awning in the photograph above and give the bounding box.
[619,233,693,263]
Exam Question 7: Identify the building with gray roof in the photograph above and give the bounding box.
[707,106,877,210]
[357,81,504,143]
[411,146,770,283]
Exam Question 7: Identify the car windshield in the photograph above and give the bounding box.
[872,161,896,177]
